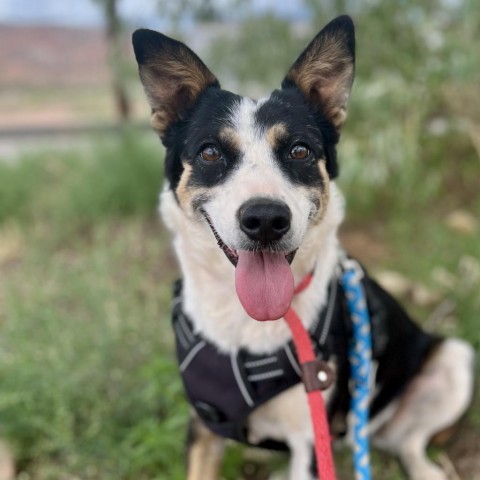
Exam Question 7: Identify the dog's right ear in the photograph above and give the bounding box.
[132,29,220,141]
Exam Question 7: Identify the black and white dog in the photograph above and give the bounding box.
[132,16,474,480]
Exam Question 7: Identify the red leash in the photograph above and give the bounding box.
[284,275,336,480]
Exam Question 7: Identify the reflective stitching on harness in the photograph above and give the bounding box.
[244,357,278,369]
[284,344,302,376]
[178,313,195,344]
[174,323,189,350]
[180,340,206,372]
[231,353,254,407]
[247,369,284,382]
[319,276,338,346]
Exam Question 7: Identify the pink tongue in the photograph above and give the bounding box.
[235,251,294,321]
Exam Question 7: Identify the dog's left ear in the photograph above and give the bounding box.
[282,15,355,130]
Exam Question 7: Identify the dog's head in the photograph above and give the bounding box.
[133,16,355,321]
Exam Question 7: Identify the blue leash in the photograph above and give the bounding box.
[341,259,372,480]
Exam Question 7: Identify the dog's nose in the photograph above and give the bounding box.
[239,199,291,244]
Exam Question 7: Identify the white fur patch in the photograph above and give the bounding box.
[202,97,314,254]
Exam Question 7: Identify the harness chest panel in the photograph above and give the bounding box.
[171,264,439,447]
[172,276,350,446]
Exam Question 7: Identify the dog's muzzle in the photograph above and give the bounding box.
[201,202,299,321]
[200,198,297,267]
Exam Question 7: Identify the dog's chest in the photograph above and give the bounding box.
[172,272,353,448]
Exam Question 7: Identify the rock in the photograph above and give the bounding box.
[458,255,480,289]
[412,285,442,307]
[375,270,412,297]
[431,267,457,289]
[444,210,478,235]
[376,270,442,307]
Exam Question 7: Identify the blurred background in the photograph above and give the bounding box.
[0,0,479,479]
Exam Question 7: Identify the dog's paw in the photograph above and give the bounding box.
[268,471,316,480]
[410,463,448,480]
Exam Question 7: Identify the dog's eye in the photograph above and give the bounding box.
[200,145,221,162]
[289,144,310,160]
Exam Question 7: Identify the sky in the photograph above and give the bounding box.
[0,0,306,27]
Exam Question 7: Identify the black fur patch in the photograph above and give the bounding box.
[365,277,443,418]
[164,85,340,199]
[163,87,242,193]
[255,88,340,181]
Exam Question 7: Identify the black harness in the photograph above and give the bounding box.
[171,262,440,450]
[172,271,357,448]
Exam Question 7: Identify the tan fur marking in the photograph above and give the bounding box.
[218,127,241,152]
[175,163,200,215]
[430,424,457,446]
[309,159,330,224]
[175,163,193,212]
[141,56,216,110]
[286,35,353,129]
[150,111,169,135]
[140,52,218,138]
[187,415,224,480]
[266,123,288,149]
[176,162,209,215]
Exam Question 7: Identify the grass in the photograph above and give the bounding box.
[0,130,162,235]
[0,123,478,479]
[0,134,190,479]
[0,217,187,480]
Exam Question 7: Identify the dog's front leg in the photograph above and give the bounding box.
[289,439,316,480]
[186,412,225,480]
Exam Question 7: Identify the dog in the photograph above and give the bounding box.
[132,15,475,480]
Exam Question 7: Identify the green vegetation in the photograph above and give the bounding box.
[0,126,478,480]
[0,132,162,233]
[0,1,479,478]
[0,135,189,479]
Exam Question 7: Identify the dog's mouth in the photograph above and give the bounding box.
[202,210,297,322]
[203,212,240,266]
[202,211,297,266]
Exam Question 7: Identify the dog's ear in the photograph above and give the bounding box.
[132,29,220,140]
[282,15,355,130]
